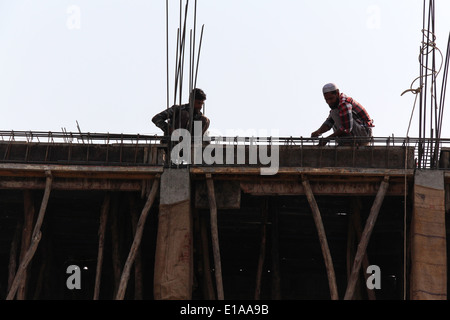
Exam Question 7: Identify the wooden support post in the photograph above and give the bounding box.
[271,203,281,300]
[93,192,111,300]
[17,190,35,299]
[344,176,389,300]
[200,214,215,300]
[7,172,53,300]
[255,198,268,300]
[351,199,376,300]
[130,195,143,300]
[110,194,122,296]
[301,175,339,300]
[115,177,160,300]
[206,174,224,300]
[33,231,49,299]
[7,220,22,292]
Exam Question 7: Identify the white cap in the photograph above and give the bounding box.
[322,83,339,94]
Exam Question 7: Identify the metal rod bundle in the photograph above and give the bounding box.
[416,0,448,168]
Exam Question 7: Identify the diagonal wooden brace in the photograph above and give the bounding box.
[206,174,224,300]
[302,174,339,300]
[7,171,53,300]
[115,176,160,300]
[344,176,390,300]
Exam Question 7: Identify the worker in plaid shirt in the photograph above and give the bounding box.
[311,83,374,146]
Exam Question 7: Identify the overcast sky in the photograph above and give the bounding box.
[0,0,449,140]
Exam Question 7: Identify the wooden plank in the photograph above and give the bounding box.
[241,180,405,196]
[0,163,163,179]
[302,175,339,300]
[191,166,414,177]
[0,178,143,191]
[344,176,389,300]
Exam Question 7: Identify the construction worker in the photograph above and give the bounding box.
[311,83,374,146]
[152,88,210,138]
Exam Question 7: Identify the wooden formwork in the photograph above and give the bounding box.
[0,140,448,300]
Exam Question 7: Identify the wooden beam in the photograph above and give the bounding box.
[0,178,143,191]
[7,172,53,300]
[0,163,163,179]
[206,174,224,300]
[93,193,111,300]
[115,177,160,300]
[241,180,405,196]
[344,176,390,300]
[191,166,414,177]
[301,175,339,300]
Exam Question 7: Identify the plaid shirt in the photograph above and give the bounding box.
[323,93,374,134]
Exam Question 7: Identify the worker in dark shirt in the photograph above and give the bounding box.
[311,83,374,146]
[152,88,210,138]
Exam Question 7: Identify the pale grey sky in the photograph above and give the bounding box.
[0,0,449,139]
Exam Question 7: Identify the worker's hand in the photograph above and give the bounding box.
[318,138,329,147]
[311,130,321,138]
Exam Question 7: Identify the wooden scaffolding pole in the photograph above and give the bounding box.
[351,198,376,300]
[344,176,390,300]
[200,214,215,299]
[110,195,122,296]
[270,203,281,300]
[255,198,268,300]
[8,220,22,293]
[93,192,111,300]
[7,171,53,300]
[301,175,339,300]
[206,174,224,300]
[16,190,35,299]
[130,196,144,300]
[115,176,160,300]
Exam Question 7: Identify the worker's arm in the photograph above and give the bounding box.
[311,124,331,138]
[152,106,176,135]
